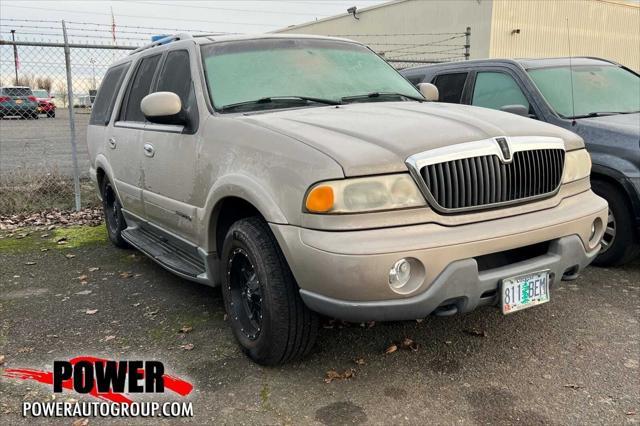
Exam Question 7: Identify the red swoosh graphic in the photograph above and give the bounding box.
[2,356,193,404]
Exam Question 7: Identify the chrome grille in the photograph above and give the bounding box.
[419,148,565,212]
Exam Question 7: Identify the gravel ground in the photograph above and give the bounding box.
[0,109,91,178]
[0,226,638,425]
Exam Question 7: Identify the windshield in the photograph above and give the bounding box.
[32,90,48,98]
[201,38,422,112]
[528,65,640,118]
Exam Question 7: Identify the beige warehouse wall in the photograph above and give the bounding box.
[276,0,494,61]
[490,0,640,71]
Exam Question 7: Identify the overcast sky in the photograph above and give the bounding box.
[1,0,387,42]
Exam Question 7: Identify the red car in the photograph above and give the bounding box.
[32,89,56,118]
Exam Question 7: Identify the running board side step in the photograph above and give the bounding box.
[121,226,208,284]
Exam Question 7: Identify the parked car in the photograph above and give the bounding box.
[0,86,39,119]
[88,35,606,365]
[401,58,640,266]
[32,89,56,118]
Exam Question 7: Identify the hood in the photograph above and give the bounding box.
[243,102,585,176]
[575,113,640,141]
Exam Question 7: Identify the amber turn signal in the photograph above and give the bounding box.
[305,185,334,213]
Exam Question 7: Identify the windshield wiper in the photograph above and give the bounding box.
[341,92,424,103]
[220,96,341,112]
[569,111,638,119]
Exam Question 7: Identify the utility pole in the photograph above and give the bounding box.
[10,29,19,84]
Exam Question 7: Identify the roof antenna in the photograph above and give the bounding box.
[566,17,576,126]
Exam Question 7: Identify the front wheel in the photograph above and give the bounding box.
[220,217,318,365]
[591,180,639,266]
[101,178,129,248]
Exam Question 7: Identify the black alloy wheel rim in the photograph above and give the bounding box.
[104,183,121,235]
[227,248,263,340]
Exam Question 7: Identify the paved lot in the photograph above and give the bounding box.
[0,225,638,425]
[0,109,91,178]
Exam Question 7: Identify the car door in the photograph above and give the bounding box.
[140,48,200,241]
[109,53,163,217]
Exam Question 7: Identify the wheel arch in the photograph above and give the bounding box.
[591,165,640,227]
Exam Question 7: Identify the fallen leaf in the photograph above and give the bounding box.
[104,335,116,342]
[324,368,356,383]
[65,254,76,259]
[24,261,36,266]
[56,237,67,243]
[132,302,141,307]
[72,418,89,426]
[179,325,193,334]
[353,357,366,365]
[384,344,398,354]
[563,384,581,389]
[464,329,488,337]
[626,410,636,416]
[75,290,92,295]
[88,267,100,272]
[40,248,49,252]
[85,309,98,315]
[76,274,88,281]
[0,355,5,365]
[180,343,194,351]
[119,271,134,279]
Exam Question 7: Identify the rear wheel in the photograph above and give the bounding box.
[220,217,318,365]
[47,110,55,118]
[101,178,129,248]
[591,180,639,266]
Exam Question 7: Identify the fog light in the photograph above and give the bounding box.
[589,217,603,248]
[389,258,411,289]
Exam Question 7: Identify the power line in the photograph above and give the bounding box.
[130,1,330,17]
[0,4,282,28]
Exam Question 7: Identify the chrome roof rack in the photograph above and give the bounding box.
[129,33,192,55]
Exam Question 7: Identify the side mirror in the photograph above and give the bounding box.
[417,83,439,101]
[141,91,186,125]
[500,104,529,117]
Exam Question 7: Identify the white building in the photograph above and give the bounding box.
[276,0,640,71]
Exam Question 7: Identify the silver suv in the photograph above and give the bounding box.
[88,34,607,365]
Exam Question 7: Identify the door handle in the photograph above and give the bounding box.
[108,138,116,149]
[143,143,155,157]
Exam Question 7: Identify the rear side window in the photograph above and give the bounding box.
[471,71,529,110]
[121,54,162,122]
[3,87,33,97]
[433,73,467,103]
[155,50,196,114]
[90,63,130,125]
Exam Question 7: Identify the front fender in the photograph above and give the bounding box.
[200,173,288,252]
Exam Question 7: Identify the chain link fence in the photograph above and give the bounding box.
[0,24,135,215]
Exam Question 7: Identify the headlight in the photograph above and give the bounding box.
[563,149,592,183]
[305,174,426,214]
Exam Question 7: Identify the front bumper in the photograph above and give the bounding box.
[271,190,607,321]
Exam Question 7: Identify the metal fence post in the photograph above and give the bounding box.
[465,27,471,60]
[61,20,81,211]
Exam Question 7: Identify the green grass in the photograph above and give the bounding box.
[0,224,108,253]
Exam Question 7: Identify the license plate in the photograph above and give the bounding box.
[15,99,23,104]
[501,270,550,314]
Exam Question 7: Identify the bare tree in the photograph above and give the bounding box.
[15,74,35,87]
[35,77,53,92]
[56,82,68,107]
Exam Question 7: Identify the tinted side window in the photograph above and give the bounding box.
[471,71,529,110]
[122,54,161,122]
[155,50,194,109]
[433,73,467,103]
[405,73,425,86]
[90,63,130,125]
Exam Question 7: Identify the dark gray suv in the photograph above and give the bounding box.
[402,57,640,266]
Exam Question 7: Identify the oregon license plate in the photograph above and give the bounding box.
[501,270,550,314]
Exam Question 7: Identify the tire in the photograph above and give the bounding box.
[47,111,55,118]
[220,217,318,365]
[32,113,39,120]
[591,180,640,266]
[101,178,129,249]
